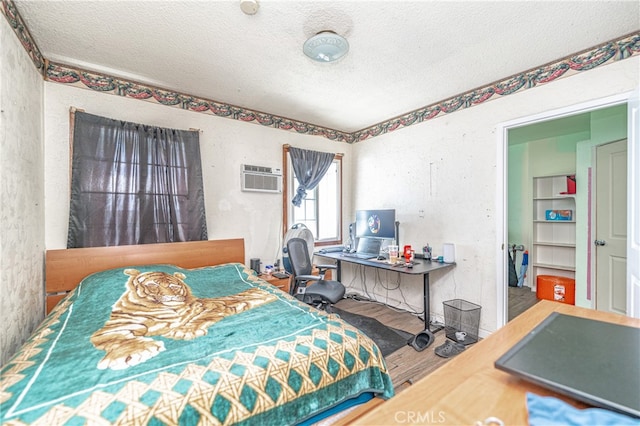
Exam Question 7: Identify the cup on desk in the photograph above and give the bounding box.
[388,245,399,263]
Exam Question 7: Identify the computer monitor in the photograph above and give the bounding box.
[495,312,640,418]
[355,209,396,240]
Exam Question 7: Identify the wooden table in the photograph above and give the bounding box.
[341,300,640,425]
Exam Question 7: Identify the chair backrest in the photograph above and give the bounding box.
[282,224,314,273]
[287,237,314,277]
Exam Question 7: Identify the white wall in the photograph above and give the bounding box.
[38,46,640,339]
[347,57,639,335]
[0,17,45,365]
[43,83,353,267]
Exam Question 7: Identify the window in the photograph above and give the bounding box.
[67,111,207,248]
[282,146,342,246]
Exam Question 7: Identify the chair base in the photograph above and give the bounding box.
[409,330,435,351]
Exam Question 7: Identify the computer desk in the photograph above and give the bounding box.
[314,252,455,332]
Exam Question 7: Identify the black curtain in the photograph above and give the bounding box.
[67,112,207,248]
[289,147,335,206]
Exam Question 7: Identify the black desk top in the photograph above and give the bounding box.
[315,251,455,275]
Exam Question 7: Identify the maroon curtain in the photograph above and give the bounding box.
[67,111,207,248]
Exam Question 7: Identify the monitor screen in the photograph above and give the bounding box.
[495,312,640,418]
[355,209,396,240]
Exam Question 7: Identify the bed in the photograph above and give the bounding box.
[1,239,393,425]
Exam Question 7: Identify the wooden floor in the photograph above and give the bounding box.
[508,285,540,321]
[322,290,542,425]
[334,298,451,391]
[334,287,540,391]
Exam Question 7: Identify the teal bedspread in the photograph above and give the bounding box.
[1,263,393,425]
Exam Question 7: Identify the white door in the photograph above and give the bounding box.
[595,140,627,314]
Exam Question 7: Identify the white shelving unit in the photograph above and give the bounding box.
[531,174,576,288]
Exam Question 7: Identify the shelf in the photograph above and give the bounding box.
[533,173,575,198]
[531,174,577,288]
[533,241,576,248]
[533,220,576,224]
[533,262,576,272]
[533,195,576,201]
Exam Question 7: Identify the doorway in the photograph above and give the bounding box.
[496,92,637,328]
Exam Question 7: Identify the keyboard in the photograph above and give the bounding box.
[318,247,345,254]
[342,252,376,260]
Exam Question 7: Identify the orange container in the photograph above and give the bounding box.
[536,275,575,305]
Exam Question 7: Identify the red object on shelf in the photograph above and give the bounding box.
[561,174,576,194]
[537,275,575,305]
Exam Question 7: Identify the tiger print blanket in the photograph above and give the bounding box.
[0,263,393,425]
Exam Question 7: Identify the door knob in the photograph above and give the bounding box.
[594,240,606,246]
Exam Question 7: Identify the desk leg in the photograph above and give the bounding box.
[336,260,342,282]
[424,273,444,333]
[407,272,437,350]
[423,273,430,330]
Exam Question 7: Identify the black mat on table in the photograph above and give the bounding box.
[334,308,413,357]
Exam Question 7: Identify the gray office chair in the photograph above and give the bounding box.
[286,237,345,311]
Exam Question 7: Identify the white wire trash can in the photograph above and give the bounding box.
[443,299,481,345]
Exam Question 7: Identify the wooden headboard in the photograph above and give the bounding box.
[45,239,245,313]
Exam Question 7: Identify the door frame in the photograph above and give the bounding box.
[496,91,637,328]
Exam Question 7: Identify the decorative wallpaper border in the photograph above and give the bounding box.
[352,32,640,142]
[1,0,44,74]
[44,61,352,143]
[2,0,638,144]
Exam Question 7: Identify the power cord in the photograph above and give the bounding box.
[345,295,425,319]
[343,264,424,318]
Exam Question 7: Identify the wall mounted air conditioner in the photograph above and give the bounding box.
[241,164,282,193]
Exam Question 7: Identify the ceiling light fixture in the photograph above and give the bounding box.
[240,0,259,15]
[303,31,349,62]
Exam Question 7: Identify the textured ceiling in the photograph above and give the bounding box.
[13,0,640,133]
